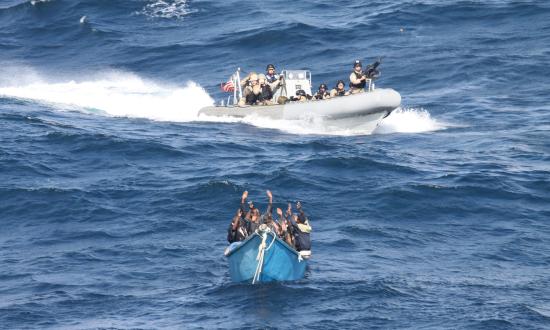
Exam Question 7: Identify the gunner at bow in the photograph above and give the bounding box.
[349,59,367,94]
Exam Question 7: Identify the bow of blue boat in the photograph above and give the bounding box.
[225,229,308,284]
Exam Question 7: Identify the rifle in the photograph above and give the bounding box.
[363,57,382,80]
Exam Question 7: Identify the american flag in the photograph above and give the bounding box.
[220,79,235,92]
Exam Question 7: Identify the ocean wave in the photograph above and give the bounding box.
[139,0,195,19]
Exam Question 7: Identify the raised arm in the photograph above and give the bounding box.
[266,190,273,215]
[296,201,306,217]
[286,202,292,217]
[228,209,242,243]
[241,73,251,88]
[276,207,286,235]
[232,209,242,230]
[276,207,285,222]
[240,190,248,215]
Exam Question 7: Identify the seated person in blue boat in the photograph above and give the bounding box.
[240,190,261,233]
[314,83,330,100]
[240,190,257,220]
[257,74,274,105]
[330,80,349,97]
[227,208,248,243]
[276,207,294,247]
[261,190,283,233]
[276,202,312,251]
[289,201,312,251]
[349,59,367,94]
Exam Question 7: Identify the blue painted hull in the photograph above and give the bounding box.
[226,233,307,283]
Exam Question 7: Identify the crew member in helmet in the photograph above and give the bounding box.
[314,83,330,100]
[265,64,284,94]
[238,72,261,106]
[289,89,310,102]
[330,80,349,97]
[349,60,367,93]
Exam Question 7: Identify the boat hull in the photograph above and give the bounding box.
[199,88,401,122]
[225,233,307,283]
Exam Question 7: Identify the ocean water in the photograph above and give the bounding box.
[1,0,550,329]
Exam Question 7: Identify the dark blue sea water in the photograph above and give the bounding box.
[1,0,550,328]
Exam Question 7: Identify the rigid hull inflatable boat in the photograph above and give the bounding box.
[199,69,401,133]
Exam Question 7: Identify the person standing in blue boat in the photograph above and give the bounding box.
[261,190,282,234]
[227,208,248,243]
[239,190,263,233]
[291,202,312,252]
[276,207,294,246]
[240,191,256,220]
[277,202,312,252]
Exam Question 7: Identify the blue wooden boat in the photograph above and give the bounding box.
[224,225,308,284]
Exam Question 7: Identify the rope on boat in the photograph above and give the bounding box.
[252,225,275,284]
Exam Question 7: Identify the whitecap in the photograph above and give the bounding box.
[140,0,194,20]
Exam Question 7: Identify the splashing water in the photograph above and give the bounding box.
[374,107,447,134]
[140,0,194,19]
[30,0,52,6]
[0,69,214,122]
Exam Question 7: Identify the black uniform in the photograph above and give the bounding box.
[259,84,273,102]
[245,92,260,105]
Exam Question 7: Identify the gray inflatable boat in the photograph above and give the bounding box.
[199,69,401,133]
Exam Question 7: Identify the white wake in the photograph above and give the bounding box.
[0,69,214,122]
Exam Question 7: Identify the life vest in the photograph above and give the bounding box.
[266,74,277,84]
[350,71,366,89]
[336,89,346,96]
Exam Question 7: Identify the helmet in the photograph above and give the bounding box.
[266,64,275,71]
[319,83,327,90]
[353,59,362,68]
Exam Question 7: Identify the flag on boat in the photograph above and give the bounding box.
[221,79,235,92]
